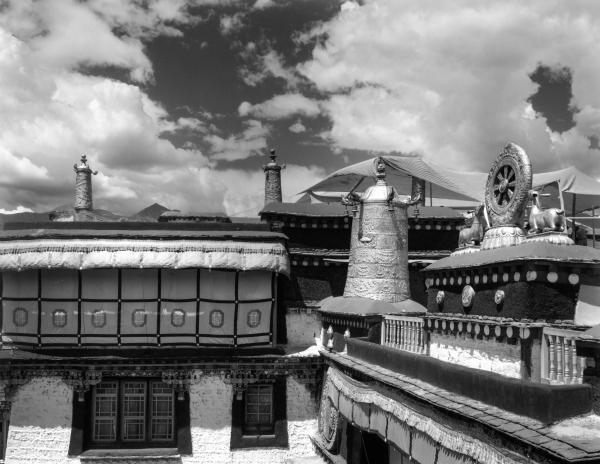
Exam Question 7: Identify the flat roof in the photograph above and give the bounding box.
[424,241,600,271]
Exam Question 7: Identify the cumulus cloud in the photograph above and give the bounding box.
[240,47,300,87]
[294,0,600,176]
[289,120,307,133]
[204,120,270,161]
[239,93,321,119]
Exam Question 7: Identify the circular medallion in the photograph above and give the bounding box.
[318,380,341,452]
[209,309,224,328]
[52,309,67,328]
[247,309,262,328]
[13,307,28,327]
[485,143,532,226]
[462,285,475,307]
[92,309,106,328]
[171,309,186,327]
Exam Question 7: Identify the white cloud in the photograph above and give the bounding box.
[0,206,34,214]
[204,120,270,161]
[220,13,245,35]
[289,120,307,133]
[0,0,199,83]
[253,0,276,9]
[295,0,600,175]
[240,48,300,87]
[239,93,321,119]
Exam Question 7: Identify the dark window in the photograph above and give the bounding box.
[230,377,288,449]
[90,380,175,447]
[243,385,273,435]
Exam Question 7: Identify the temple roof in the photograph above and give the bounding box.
[424,241,600,272]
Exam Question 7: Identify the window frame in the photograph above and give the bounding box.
[88,379,177,449]
[230,377,288,450]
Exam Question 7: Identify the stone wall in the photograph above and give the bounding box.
[184,374,318,464]
[429,333,521,378]
[5,377,77,464]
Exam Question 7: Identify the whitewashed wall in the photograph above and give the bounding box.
[5,377,78,464]
[184,373,318,464]
[429,333,521,378]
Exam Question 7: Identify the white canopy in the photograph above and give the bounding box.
[303,155,600,215]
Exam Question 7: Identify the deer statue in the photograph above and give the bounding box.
[458,204,489,247]
[528,190,565,233]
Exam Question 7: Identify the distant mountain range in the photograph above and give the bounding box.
[0,203,171,223]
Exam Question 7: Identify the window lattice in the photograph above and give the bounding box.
[93,382,118,442]
[244,384,273,433]
[52,309,67,328]
[151,382,174,441]
[247,309,261,328]
[122,382,146,441]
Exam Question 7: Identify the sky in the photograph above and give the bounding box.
[0,0,599,216]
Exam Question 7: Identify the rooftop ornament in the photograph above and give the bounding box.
[263,148,286,205]
[73,154,98,212]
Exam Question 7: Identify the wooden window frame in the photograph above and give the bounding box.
[68,378,192,456]
[230,377,288,450]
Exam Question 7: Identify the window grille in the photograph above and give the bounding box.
[91,380,175,447]
[93,382,118,442]
[244,384,273,434]
[151,382,174,441]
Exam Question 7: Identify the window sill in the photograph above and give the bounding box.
[231,433,288,450]
[79,448,180,462]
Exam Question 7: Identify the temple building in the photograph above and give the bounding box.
[312,144,600,464]
[1,144,600,464]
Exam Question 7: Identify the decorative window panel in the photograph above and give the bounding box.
[161,269,196,300]
[198,270,235,301]
[120,302,157,345]
[41,269,78,299]
[236,301,271,346]
[2,300,37,343]
[12,307,28,327]
[238,271,272,300]
[150,382,174,441]
[40,301,78,344]
[198,302,234,345]
[80,302,118,345]
[159,302,195,344]
[209,309,224,328]
[81,269,118,300]
[90,380,176,448]
[93,382,118,442]
[122,382,146,441]
[52,309,67,328]
[121,269,158,300]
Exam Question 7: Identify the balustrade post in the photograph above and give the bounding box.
[548,334,556,381]
[570,338,578,384]
[564,337,572,383]
[556,335,564,383]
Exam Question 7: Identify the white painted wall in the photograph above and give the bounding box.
[5,377,78,464]
[429,333,521,378]
[3,373,319,464]
[183,373,319,464]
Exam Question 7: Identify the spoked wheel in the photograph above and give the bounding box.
[493,165,516,206]
[485,143,532,226]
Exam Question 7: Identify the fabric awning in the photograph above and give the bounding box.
[0,239,290,275]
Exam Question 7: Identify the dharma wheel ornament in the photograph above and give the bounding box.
[318,375,341,452]
[481,143,531,250]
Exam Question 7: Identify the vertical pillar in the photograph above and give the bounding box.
[73,155,98,211]
[263,149,285,205]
